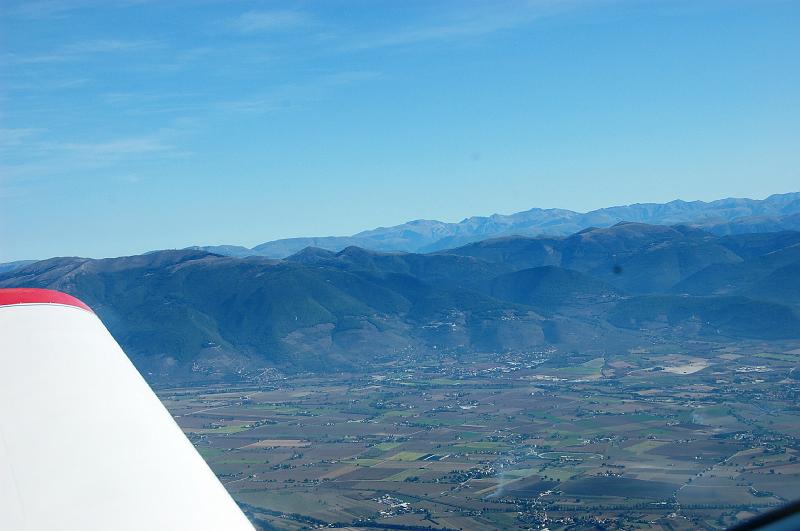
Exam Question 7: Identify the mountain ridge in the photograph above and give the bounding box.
[191,192,800,259]
[4,221,800,382]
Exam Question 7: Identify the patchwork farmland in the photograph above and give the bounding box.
[160,341,800,530]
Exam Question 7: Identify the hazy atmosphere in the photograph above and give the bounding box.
[2,0,799,261]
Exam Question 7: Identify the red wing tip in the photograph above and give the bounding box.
[0,288,94,313]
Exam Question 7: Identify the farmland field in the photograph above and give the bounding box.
[159,340,800,530]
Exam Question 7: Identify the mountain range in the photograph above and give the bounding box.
[193,192,800,258]
[3,219,800,382]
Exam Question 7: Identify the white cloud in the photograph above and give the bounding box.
[229,9,310,33]
[9,0,152,19]
[219,70,380,115]
[1,127,189,184]
[8,78,91,91]
[343,0,588,51]
[4,39,162,64]
[61,39,161,54]
[10,0,100,19]
[54,135,177,161]
[0,128,46,149]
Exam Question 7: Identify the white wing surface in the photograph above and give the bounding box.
[0,288,254,530]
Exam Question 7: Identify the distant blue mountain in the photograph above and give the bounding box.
[192,192,800,258]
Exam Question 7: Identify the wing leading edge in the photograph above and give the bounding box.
[0,288,253,530]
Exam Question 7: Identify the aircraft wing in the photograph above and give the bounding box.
[0,288,254,530]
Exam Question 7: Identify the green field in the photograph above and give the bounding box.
[388,451,428,461]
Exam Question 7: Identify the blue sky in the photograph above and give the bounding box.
[1,0,798,261]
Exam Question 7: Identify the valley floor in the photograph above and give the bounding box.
[159,341,800,530]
